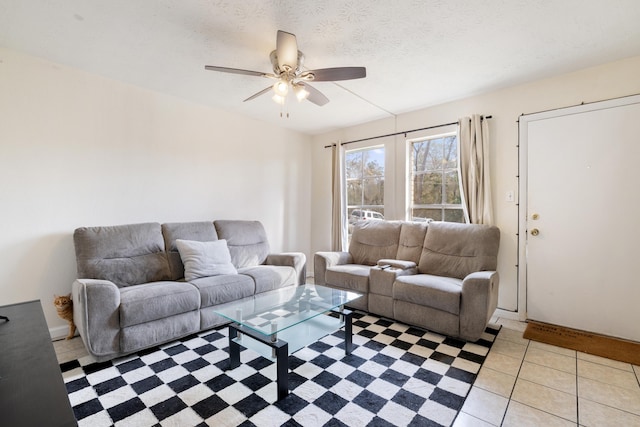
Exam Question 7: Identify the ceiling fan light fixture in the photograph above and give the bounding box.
[205,30,366,107]
[293,84,309,102]
[272,93,285,105]
[273,80,289,97]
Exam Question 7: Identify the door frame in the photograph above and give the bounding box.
[517,94,640,322]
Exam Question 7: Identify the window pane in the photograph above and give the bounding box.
[345,151,363,179]
[426,137,444,170]
[443,136,457,169]
[363,177,384,205]
[444,209,465,222]
[345,146,385,239]
[346,180,362,205]
[444,170,461,204]
[362,149,384,177]
[412,208,442,221]
[413,172,442,204]
[411,141,429,173]
[409,133,464,224]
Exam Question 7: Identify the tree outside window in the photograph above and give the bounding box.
[410,134,465,222]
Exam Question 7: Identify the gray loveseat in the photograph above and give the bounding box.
[72,220,306,362]
[314,220,499,341]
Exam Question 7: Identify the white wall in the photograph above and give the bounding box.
[311,55,640,316]
[0,47,312,335]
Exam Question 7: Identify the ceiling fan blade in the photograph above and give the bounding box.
[302,83,329,106]
[243,86,273,102]
[276,30,298,70]
[305,67,367,81]
[204,65,266,77]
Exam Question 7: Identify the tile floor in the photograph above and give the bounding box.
[455,317,640,427]
[53,316,640,427]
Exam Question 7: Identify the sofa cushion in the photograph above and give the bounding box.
[74,223,171,287]
[189,274,255,307]
[121,311,200,354]
[325,264,371,294]
[215,220,270,268]
[119,281,201,327]
[418,222,500,279]
[239,265,296,294]
[176,239,237,281]
[396,222,428,264]
[393,274,463,315]
[162,222,218,280]
[349,221,403,265]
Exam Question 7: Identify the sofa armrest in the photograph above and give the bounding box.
[313,251,352,285]
[377,259,417,270]
[266,252,307,285]
[72,279,121,358]
[459,271,500,341]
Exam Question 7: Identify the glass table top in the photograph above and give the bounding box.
[213,284,361,336]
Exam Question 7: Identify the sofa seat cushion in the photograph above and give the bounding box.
[325,264,371,294]
[189,274,255,307]
[119,281,200,328]
[239,265,296,294]
[393,274,462,315]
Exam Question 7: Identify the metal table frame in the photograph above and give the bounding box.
[226,308,354,401]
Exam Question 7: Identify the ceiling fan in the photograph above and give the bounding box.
[204,30,366,106]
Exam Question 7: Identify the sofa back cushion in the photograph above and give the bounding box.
[162,222,219,280]
[214,220,270,268]
[349,221,402,265]
[396,222,429,264]
[418,222,500,279]
[73,222,171,287]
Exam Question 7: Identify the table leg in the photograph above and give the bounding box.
[226,323,290,401]
[228,324,240,369]
[275,341,289,400]
[344,309,353,355]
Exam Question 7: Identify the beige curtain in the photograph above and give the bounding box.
[331,143,347,251]
[459,115,494,225]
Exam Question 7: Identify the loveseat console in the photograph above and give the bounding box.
[315,220,500,342]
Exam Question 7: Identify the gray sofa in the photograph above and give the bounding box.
[314,220,500,341]
[72,220,306,362]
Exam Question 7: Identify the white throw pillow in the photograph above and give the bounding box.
[175,239,237,281]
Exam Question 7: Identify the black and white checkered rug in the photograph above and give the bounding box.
[60,312,500,427]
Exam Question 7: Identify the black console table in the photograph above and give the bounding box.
[0,300,77,427]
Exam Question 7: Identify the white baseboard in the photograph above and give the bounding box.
[494,308,523,321]
[49,325,77,341]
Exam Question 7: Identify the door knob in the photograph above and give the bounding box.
[531,228,540,236]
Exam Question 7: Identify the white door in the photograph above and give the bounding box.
[519,95,640,342]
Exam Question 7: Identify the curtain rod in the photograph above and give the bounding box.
[324,115,492,148]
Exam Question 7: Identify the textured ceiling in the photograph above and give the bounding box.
[1,0,640,135]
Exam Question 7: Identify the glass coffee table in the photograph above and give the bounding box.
[213,284,361,401]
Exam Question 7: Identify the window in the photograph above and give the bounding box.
[346,147,385,228]
[409,133,465,222]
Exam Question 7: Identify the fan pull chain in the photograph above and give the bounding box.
[279,94,290,118]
